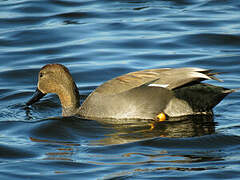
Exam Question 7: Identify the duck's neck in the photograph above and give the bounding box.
[57,82,80,116]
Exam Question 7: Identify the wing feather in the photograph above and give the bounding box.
[94,67,222,94]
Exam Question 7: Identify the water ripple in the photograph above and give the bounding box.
[0,0,240,179]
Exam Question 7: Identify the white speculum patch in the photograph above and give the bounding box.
[148,84,169,88]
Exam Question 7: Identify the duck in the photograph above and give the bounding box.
[26,64,235,122]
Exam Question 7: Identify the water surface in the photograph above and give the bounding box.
[1,0,240,179]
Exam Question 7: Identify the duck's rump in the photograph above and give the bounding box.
[164,83,230,117]
[176,83,229,110]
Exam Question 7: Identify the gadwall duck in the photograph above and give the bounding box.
[27,64,235,121]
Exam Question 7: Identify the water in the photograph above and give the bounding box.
[1,0,240,179]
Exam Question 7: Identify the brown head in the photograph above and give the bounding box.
[27,64,80,116]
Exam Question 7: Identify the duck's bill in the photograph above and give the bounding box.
[26,88,46,106]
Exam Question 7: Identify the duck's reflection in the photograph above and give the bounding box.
[29,115,215,162]
[96,114,215,145]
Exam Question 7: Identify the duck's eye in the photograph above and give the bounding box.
[39,73,44,78]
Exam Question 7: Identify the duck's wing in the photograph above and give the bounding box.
[151,67,222,90]
[94,67,221,95]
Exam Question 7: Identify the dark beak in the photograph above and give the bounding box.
[26,88,46,106]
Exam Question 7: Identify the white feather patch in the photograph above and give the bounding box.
[190,72,211,80]
[148,84,169,88]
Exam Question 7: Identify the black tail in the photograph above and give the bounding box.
[174,83,235,112]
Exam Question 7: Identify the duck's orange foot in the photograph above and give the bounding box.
[149,113,167,130]
[156,112,167,122]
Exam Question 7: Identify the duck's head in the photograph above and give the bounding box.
[26,64,80,115]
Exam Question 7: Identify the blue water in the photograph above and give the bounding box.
[1,0,240,179]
